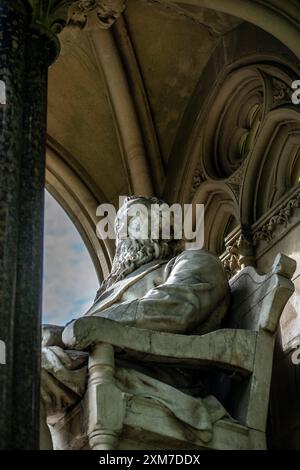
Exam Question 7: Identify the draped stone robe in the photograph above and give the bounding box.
[42,249,231,442]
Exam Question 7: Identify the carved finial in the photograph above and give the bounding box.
[68,0,126,30]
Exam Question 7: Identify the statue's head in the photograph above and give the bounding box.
[114,196,180,243]
[97,196,183,295]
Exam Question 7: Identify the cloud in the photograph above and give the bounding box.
[42,191,99,325]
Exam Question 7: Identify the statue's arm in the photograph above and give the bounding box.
[94,250,229,334]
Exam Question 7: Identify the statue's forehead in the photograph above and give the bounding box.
[117,199,151,217]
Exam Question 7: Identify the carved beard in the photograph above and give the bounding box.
[94,238,183,300]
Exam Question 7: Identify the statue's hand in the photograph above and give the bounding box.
[42,324,65,348]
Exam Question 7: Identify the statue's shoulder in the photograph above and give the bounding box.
[174,248,220,263]
[171,249,225,278]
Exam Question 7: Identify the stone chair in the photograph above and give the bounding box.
[49,253,296,450]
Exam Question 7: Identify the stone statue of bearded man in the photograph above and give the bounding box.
[41,196,230,448]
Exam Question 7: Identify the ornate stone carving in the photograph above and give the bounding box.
[68,0,126,29]
[190,167,205,198]
[271,77,292,108]
[226,183,240,200]
[222,234,255,279]
[226,160,248,200]
[201,64,298,183]
[253,190,300,244]
[202,66,264,179]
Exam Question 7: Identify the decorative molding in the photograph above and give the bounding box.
[227,164,244,186]
[190,154,248,204]
[68,0,126,30]
[253,188,300,244]
[188,64,299,271]
[24,0,126,61]
[201,65,265,180]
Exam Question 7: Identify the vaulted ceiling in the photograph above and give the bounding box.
[45,0,300,282]
[46,0,300,210]
[47,0,242,205]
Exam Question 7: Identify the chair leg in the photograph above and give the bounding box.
[89,430,119,451]
[87,343,125,450]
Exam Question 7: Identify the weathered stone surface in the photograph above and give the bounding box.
[0,0,27,450]
[63,318,256,375]
[12,34,49,449]
[0,0,58,449]
[44,198,295,450]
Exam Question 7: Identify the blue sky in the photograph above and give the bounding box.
[42,190,99,325]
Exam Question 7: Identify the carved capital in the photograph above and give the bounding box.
[222,233,255,279]
[25,1,77,62]
[68,0,126,30]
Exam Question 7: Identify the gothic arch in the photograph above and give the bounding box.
[164,22,300,276]
[241,108,300,225]
[192,181,239,255]
[165,23,300,206]
[46,147,113,282]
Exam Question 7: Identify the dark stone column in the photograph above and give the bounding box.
[0,0,27,450]
[12,33,50,449]
[0,0,63,449]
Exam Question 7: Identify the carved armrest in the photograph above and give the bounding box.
[62,317,256,376]
[228,253,296,333]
